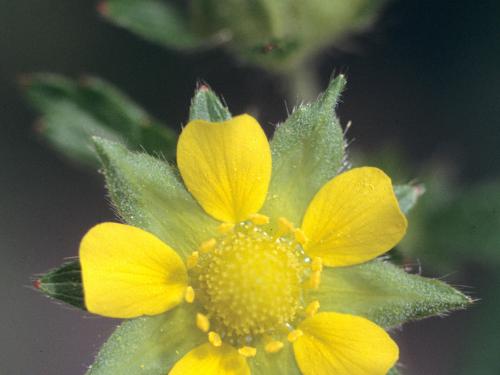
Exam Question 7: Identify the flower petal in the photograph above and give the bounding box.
[177,114,272,223]
[294,312,399,375]
[80,222,187,318]
[169,343,250,375]
[301,167,407,267]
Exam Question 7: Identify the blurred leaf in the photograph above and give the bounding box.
[35,260,84,309]
[394,183,425,214]
[262,74,346,225]
[404,179,500,268]
[456,272,500,375]
[23,74,176,167]
[188,84,231,122]
[87,304,205,375]
[310,260,471,328]
[94,138,217,258]
[101,0,204,49]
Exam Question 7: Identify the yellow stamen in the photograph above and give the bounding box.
[185,286,195,303]
[249,213,270,225]
[287,329,304,342]
[217,222,235,234]
[199,238,217,253]
[186,251,199,269]
[196,313,210,332]
[311,257,323,272]
[278,217,295,234]
[265,340,284,353]
[238,346,257,358]
[310,270,321,289]
[294,228,308,245]
[208,331,222,347]
[305,300,320,317]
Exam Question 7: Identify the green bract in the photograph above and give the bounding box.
[34,77,471,375]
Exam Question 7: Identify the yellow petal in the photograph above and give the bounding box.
[80,222,187,318]
[169,343,250,375]
[294,312,398,375]
[301,167,407,267]
[177,114,272,223]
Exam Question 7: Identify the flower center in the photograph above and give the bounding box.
[191,221,306,339]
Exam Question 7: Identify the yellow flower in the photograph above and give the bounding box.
[80,114,407,375]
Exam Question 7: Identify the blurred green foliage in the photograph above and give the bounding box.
[100,0,388,72]
[23,74,176,167]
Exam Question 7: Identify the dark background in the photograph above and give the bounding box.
[1,1,499,374]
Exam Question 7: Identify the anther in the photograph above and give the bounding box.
[199,238,217,253]
[238,346,257,358]
[185,286,195,303]
[287,329,304,342]
[305,300,320,317]
[265,340,284,353]
[249,213,270,225]
[196,313,210,332]
[294,228,308,245]
[310,270,321,289]
[217,222,235,234]
[278,217,294,234]
[186,251,199,269]
[311,257,323,272]
[208,331,222,347]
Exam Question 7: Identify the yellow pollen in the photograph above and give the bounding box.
[311,257,323,272]
[278,217,295,234]
[199,238,217,253]
[185,286,195,303]
[287,329,303,342]
[238,346,257,358]
[192,223,305,337]
[265,340,284,353]
[310,270,321,289]
[196,313,210,332]
[249,213,270,225]
[294,228,308,245]
[305,300,320,317]
[186,251,199,269]
[208,331,222,347]
[217,222,235,234]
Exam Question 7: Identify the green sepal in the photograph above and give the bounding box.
[35,260,84,310]
[101,0,204,50]
[188,84,231,122]
[23,74,176,166]
[394,183,426,214]
[310,260,471,329]
[87,304,205,375]
[262,74,346,225]
[93,138,217,258]
[388,366,402,375]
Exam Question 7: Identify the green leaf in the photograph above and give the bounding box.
[394,183,425,214]
[102,0,204,49]
[35,260,84,309]
[262,75,346,225]
[188,84,231,122]
[94,138,217,258]
[23,74,176,167]
[87,304,205,375]
[310,260,471,328]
